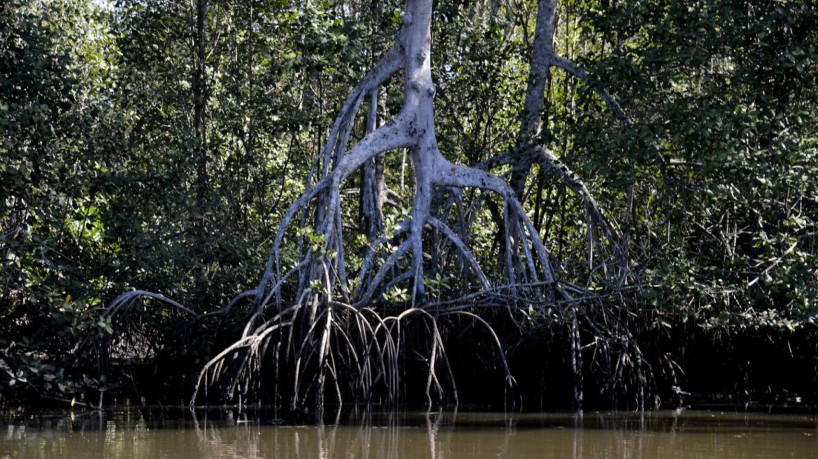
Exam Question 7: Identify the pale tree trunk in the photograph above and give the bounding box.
[113,0,647,414]
[247,0,558,307]
[495,0,635,274]
[510,0,557,200]
[109,0,636,334]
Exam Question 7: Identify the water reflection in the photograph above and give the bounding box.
[1,409,816,458]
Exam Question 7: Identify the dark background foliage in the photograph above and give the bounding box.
[1,0,816,408]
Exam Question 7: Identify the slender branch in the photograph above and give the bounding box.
[552,55,665,165]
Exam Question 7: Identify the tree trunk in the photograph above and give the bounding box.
[510,0,557,200]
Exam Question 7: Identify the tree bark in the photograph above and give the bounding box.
[252,0,559,306]
[510,0,557,200]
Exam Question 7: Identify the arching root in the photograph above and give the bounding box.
[189,298,517,412]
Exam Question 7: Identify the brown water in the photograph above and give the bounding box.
[2,409,817,458]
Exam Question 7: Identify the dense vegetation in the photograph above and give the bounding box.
[1,0,816,412]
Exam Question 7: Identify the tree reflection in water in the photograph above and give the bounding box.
[1,410,817,458]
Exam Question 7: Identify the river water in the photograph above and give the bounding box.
[1,408,816,458]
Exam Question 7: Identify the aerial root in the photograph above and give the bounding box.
[187,298,515,412]
[106,290,200,319]
[569,299,650,410]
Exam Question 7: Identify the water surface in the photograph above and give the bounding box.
[2,409,816,458]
